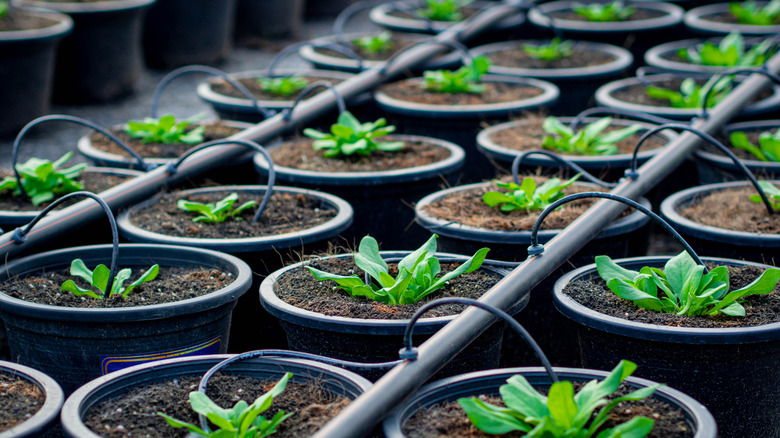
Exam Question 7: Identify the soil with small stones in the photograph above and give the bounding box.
[564,263,780,328]
[85,373,349,438]
[403,382,692,438]
[548,8,666,22]
[128,190,338,239]
[211,76,341,101]
[0,373,45,433]
[611,78,772,108]
[317,34,442,62]
[378,79,545,106]
[486,114,667,155]
[0,170,133,212]
[270,137,451,172]
[421,176,632,231]
[274,258,502,319]
[485,43,616,70]
[89,123,243,159]
[0,10,58,31]
[0,266,233,308]
[678,185,780,233]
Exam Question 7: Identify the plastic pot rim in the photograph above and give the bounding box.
[553,255,780,344]
[528,1,684,33]
[117,185,354,252]
[693,119,780,173]
[684,2,780,36]
[19,0,155,14]
[0,8,73,43]
[644,37,772,74]
[0,360,64,438]
[368,0,525,34]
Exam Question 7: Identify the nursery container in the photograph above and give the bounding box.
[694,119,780,183]
[0,360,64,438]
[235,0,303,40]
[645,35,777,74]
[684,1,780,36]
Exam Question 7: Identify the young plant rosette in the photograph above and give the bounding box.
[693,119,780,183]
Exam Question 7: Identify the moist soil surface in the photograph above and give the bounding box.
[486,114,667,155]
[378,79,545,106]
[403,382,692,438]
[0,170,132,212]
[317,33,446,62]
[678,185,780,233]
[128,190,338,238]
[211,76,341,101]
[548,8,666,22]
[0,9,59,31]
[611,78,772,108]
[0,373,45,433]
[564,263,780,328]
[485,43,616,70]
[388,7,480,22]
[85,373,349,438]
[89,122,243,159]
[270,137,451,172]
[0,266,233,308]
[274,258,502,320]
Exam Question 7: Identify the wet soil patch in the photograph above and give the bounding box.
[128,190,338,238]
[211,76,341,101]
[0,10,58,31]
[611,78,772,108]
[0,170,133,212]
[0,373,44,433]
[378,79,545,106]
[564,263,780,328]
[85,373,349,438]
[485,43,616,70]
[678,185,780,233]
[273,258,502,320]
[548,8,666,22]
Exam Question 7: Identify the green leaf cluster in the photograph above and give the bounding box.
[730,0,780,25]
[573,1,635,22]
[542,116,642,156]
[729,127,780,162]
[303,111,404,158]
[159,372,292,438]
[256,76,308,97]
[417,0,472,21]
[749,180,780,210]
[61,259,159,300]
[307,234,488,306]
[676,32,776,67]
[0,1,8,19]
[351,31,394,55]
[645,75,733,109]
[124,114,205,145]
[458,360,658,437]
[177,193,257,223]
[522,38,574,62]
[0,152,86,206]
[596,251,780,316]
[482,175,580,212]
[422,55,491,94]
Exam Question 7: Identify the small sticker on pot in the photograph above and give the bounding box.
[100,336,222,375]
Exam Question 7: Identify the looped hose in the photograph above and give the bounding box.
[511,150,616,188]
[379,38,472,76]
[698,67,780,120]
[283,81,347,121]
[268,41,364,76]
[568,107,677,131]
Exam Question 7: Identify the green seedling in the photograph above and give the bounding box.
[177,193,257,223]
[307,234,488,306]
[573,1,635,22]
[0,1,8,19]
[459,360,658,437]
[351,31,394,55]
[729,127,780,162]
[0,152,86,206]
[257,76,308,97]
[676,31,776,67]
[417,0,472,21]
[61,259,159,300]
[160,372,292,438]
[730,0,780,25]
[542,116,642,156]
[422,55,491,94]
[645,75,733,109]
[596,250,780,316]
[125,114,205,145]
[522,38,574,62]
[483,175,581,212]
[750,180,780,210]
[303,111,404,158]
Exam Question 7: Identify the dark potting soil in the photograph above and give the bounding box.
[378,79,545,106]
[89,123,243,159]
[702,11,775,25]
[317,34,443,62]
[564,264,780,328]
[548,8,666,22]
[211,76,341,101]
[487,114,667,156]
[84,373,349,438]
[0,170,132,212]
[0,373,44,433]
[0,9,59,31]
[270,137,451,172]
[274,258,502,319]
[403,382,692,438]
[611,78,772,108]
[387,7,480,22]
[128,190,338,238]
[485,43,616,70]
[0,266,233,308]
[678,185,780,234]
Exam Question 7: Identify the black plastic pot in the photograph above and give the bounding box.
[645,36,775,74]
[142,0,236,68]
[694,119,780,183]
[305,0,358,18]
[60,354,372,438]
[554,256,780,437]
[18,0,154,104]
[235,0,303,40]
[0,360,64,438]
[0,8,72,137]
[0,244,252,394]
[684,2,780,36]
[382,366,717,438]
